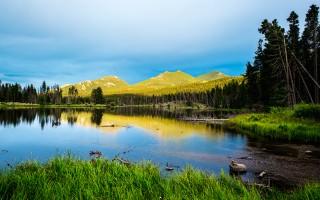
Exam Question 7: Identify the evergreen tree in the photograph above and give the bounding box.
[245,62,259,104]
[91,87,104,104]
[68,86,78,104]
[287,11,302,102]
[258,19,288,106]
[301,4,319,103]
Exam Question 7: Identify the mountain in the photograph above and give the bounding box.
[61,70,236,96]
[62,76,128,96]
[133,71,197,89]
[196,71,228,81]
[145,76,243,96]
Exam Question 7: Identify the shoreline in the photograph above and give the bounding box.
[0,156,319,199]
[224,104,320,143]
[0,102,249,112]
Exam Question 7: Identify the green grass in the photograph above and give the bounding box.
[225,104,320,142]
[0,157,319,200]
[0,102,39,108]
[0,102,107,109]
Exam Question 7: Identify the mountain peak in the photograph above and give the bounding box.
[196,71,228,81]
[135,71,196,88]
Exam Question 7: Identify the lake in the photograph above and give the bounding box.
[0,108,319,188]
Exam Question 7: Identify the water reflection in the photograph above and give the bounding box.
[0,108,232,134]
[0,108,243,171]
[1,108,319,187]
[59,111,225,139]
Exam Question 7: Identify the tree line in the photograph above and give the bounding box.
[0,81,104,105]
[245,4,320,107]
[0,81,62,105]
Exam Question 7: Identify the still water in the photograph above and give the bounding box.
[0,108,319,187]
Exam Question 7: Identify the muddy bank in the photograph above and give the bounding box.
[235,139,320,189]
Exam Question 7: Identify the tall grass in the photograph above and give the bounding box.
[0,157,319,200]
[225,104,320,142]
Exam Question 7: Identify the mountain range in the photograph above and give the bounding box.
[61,70,239,96]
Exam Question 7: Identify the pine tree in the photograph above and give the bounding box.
[301,4,319,103]
[91,87,104,104]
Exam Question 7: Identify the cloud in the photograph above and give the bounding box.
[0,0,318,85]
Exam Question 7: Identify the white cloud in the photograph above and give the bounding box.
[0,0,318,85]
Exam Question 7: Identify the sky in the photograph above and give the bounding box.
[0,0,318,86]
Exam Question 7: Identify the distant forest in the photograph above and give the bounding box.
[0,4,319,109]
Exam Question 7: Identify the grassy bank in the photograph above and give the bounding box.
[225,104,320,142]
[0,102,107,109]
[0,157,319,200]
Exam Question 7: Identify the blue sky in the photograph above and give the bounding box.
[0,0,318,86]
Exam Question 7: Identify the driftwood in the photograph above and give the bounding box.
[113,157,131,165]
[248,183,271,190]
[237,156,253,160]
[100,124,132,128]
[181,118,229,122]
[100,124,116,128]
[258,171,267,179]
[180,118,229,125]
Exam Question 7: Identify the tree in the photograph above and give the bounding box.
[50,85,62,104]
[258,19,289,106]
[68,86,78,104]
[287,11,303,102]
[91,87,104,104]
[245,40,263,105]
[301,4,319,103]
[245,62,259,104]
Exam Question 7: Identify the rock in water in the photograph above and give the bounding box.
[229,160,247,173]
[89,150,102,158]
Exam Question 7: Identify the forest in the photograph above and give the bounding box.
[0,4,319,109]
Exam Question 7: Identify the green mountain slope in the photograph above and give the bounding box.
[61,70,239,96]
[196,71,228,81]
[134,71,197,89]
[62,76,128,96]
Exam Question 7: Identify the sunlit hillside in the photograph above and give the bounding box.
[148,76,243,96]
[196,71,228,81]
[62,76,128,96]
[61,70,240,97]
[134,71,197,89]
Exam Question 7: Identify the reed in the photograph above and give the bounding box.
[0,157,319,200]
